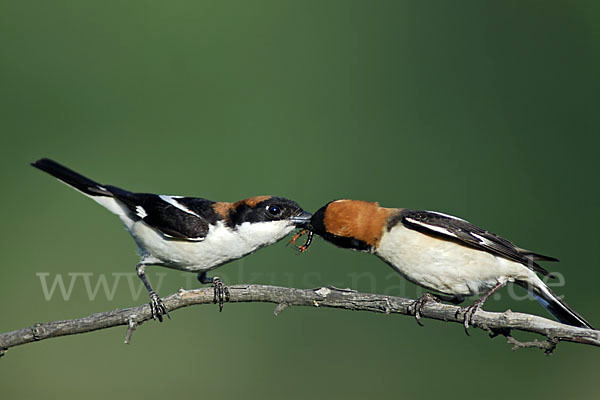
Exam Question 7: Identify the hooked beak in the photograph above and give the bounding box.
[290,211,312,228]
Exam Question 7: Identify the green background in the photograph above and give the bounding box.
[1,1,599,398]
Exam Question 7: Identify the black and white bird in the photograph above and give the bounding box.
[302,199,593,330]
[32,158,311,321]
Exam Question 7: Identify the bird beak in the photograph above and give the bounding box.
[290,211,312,228]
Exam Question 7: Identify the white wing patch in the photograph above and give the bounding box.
[405,217,458,238]
[470,232,491,245]
[159,195,200,218]
[135,205,148,219]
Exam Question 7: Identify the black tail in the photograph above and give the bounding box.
[520,251,559,263]
[520,281,594,329]
[31,158,111,197]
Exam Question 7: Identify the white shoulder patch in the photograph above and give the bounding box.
[135,205,148,219]
[405,217,458,238]
[159,195,200,218]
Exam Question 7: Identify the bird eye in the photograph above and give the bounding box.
[267,205,281,216]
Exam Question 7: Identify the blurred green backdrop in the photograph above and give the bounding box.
[1,1,599,399]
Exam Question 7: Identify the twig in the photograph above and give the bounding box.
[0,284,598,356]
[505,336,558,354]
[124,316,138,345]
[273,303,289,316]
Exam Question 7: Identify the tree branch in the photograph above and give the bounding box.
[1,284,598,357]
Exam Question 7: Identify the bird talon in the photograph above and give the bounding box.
[460,302,483,335]
[149,291,169,322]
[408,293,440,326]
[212,277,229,312]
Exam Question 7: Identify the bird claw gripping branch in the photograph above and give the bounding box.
[149,291,170,322]
[212,277,230,312]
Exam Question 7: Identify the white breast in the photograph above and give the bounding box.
[128,220,296,272]
[375,225,536,296]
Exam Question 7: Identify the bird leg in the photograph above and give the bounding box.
[458,281,506,335]
[136,263,169,322]
[198,272,230,312]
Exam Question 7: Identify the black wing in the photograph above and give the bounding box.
[396,209,554,277]
[106,186,220,241]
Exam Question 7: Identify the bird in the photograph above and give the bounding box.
[299,199,593,330]
[31,158,312,321]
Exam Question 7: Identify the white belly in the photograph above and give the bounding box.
[375,225,535,296]
[128,220,295,272]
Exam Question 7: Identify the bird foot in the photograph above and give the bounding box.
[212,277,230,312]
[149,291,170,322]
[456,299,484,335]
[408,293,440,326]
